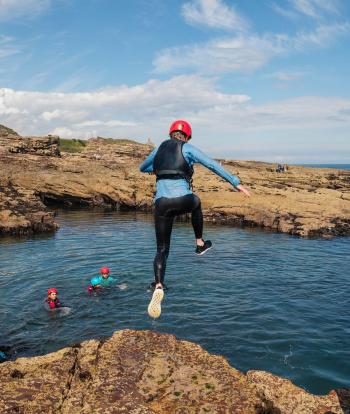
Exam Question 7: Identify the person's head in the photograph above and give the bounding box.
[100,266,110,279]
[47,288,58,300]
[169,120,192,142]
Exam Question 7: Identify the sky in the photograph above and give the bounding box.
[0,0,350,163]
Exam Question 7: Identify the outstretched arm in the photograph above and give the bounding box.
[184,144,251,196]
[139,148,157,173]
[235,184,250,196]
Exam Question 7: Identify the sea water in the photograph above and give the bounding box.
[0,210,349,395]
[298,163,350,170]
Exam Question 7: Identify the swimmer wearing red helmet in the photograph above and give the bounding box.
[87,267,116,292]
[45,288,62,309]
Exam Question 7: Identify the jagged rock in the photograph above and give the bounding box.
[0,330,348,414]
[8,135,60,157]
[0,178,58,236]
[0,125,60,157]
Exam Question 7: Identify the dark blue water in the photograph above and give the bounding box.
[299,164,350,170]
[0,210,349,395]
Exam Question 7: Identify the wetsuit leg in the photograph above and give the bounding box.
[190,195,203,239]
[165,193,203,238]
[153,194,203,285]
[154,201,174,284]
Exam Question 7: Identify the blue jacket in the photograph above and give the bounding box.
[140,141,240,200]
[90,275,115,287]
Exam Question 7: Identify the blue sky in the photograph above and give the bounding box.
[1,0,350,162]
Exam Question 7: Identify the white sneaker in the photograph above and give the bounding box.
[148,288,164,318]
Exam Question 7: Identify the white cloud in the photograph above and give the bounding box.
[271,3,299,20]
[41,109,88,122]
[154,34,281,74]
[0,99,21,114]
[186,95,350,139]
[181,0,248,31]
[153,22,350,74]
[172,0,349,76]
[273,0,341,20]
[0,0,50,21]
[76,120,137,128]
[291,0,340,19]
[0,76,250,139]
[41,109,63,121]
[1,77,350,162]
[243,96,350,129]
[0,34,19,59]
[293,21,349,49]
[49,126,75,138]
[0,46,18,58]
[0,35,14,43]
[265,70,307,81]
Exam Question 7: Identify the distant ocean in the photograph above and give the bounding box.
[298,164,350,170]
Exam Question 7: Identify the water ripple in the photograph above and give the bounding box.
[0,210,349,394]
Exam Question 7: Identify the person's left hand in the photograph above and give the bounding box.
[236,184,251,197]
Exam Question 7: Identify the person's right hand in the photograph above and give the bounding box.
[236,184,251,197]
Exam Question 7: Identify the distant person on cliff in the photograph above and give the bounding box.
[140,119,251,318]
[88,266,115,292]
[45,288,63,309]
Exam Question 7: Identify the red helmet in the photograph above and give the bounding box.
[169,120,192,139]
[100,266,110,275]
[47,288,57,295]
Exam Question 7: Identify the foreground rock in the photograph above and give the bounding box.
[0,329,348,414]
[1,125,350,238]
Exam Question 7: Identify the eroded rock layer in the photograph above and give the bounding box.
[0,178,58,235]
[1,125,349,238]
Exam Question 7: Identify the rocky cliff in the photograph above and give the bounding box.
[0,124,349,238]
[0,127,60,157]
[0,329,349,414]
[0,178,58,235]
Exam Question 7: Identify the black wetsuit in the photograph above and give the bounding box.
[141,138,241,286]
[154,194,203,284]
[153,139,203,284]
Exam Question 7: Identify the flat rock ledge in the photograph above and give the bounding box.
[0,330,349,414]
[1,125,350,238]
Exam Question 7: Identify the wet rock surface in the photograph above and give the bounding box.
[0,330,348,414]
[1,125,349,238]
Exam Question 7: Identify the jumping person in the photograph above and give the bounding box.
[140,120,250,318]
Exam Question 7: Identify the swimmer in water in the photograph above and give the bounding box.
[88,267,115,292]
[45,288,62,309]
